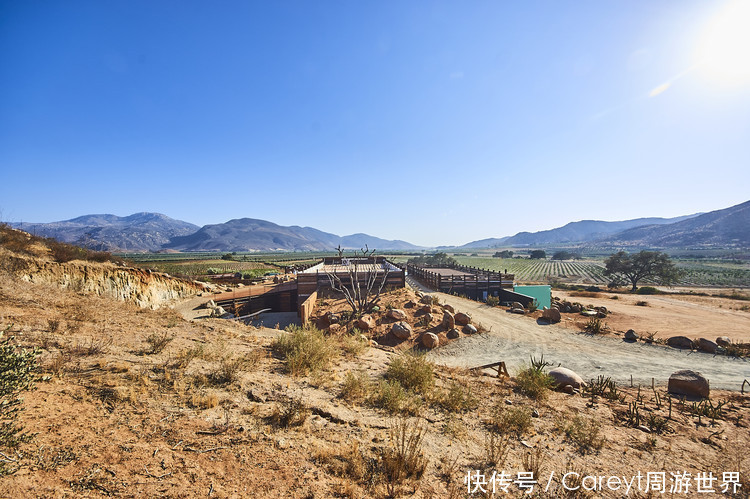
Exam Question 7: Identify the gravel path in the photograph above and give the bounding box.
[409,279,750,391]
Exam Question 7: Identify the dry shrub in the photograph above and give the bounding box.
[339,370,371,403]
[570,291,600,298]
[484,430,511,467]
[371,380,422,415]
[169,345,204,369]
[142,331,174,355]
[559,415,605,454]
[521,446,547,479]
[380,417,429,494]
[493,405,533,436]
[434,381,478,413]
[385,353,434,395]
[67,337,112,357]
[269,398,309,428]
[272,325,338,376]
[339,332,367,358]
[209,355,248,385]
[190,391,219,409]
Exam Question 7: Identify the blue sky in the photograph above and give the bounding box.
[2,1,749,247]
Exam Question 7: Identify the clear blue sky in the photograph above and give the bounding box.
[2,0,749,247]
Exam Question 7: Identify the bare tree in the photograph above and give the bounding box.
[324,244,390,317]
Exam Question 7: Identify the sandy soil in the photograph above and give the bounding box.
[407,279,750,391]
[554,289,750,343]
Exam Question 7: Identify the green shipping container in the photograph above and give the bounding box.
[513,285,551,310]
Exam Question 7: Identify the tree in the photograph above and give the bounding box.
[603,250,682,292]
[407,252,456,267]
[493,250,513,258]
[551,251,572,260]
[325,245,391,317]
[529,250,546,259]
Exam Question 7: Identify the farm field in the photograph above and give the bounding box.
[447,256,750,287]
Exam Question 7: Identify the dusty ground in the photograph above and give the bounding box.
[1,243,750,497]
[553,288,750,343]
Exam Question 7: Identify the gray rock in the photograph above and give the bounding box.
[668,370,709,399]
[463,324,478,334]
[624,329,638,342]
[420,294,435,305]
[511,302,524,310]
[716,336,731,347]
[549,367,585,389]
[356,314,376,331]
[446,328,460,339]
[421,332,439,349]
[698,338,718,354]
[391,321,413,340]
[511,308,525,314]
[531,409,540,418]
[667,336,694,349]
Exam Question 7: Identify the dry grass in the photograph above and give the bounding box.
[272,325,339,376]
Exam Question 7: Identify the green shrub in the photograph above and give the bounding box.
[486,295,500,307]
[339,370,371,403]
[385,354,434,395]
[636,286,660,295]
[584,317,605,334]
[560,415,605,453]
[434,381,478,413]
[0,327,39,474]
[272,325,338,376]
[515,367,555,400]
[371,380,422,415]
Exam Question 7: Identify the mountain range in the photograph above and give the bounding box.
[10,199,750,252]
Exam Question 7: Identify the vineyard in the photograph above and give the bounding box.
[448,257,750,288]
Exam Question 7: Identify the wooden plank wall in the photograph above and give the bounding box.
[298,290,318,326]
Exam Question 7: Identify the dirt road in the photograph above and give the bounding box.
[409,280,750,391]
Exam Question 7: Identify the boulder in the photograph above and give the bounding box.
[511,302,524,310]
[423,313,434,323]
[716,336,731,347]
[667,336,694,349]
[419,304,432,314]
[548,367,585,389]
[463,324,477,334]
[211,306,227,318]
[203,299,216,309]
[443,304,454,313]
[391,321,413,340]
[355,315,376,331]
[511,308,525,314]
[405,300,418,308]
[455,312,471,325]
[328,323,342,334]
[698,338,718,354]
[624,329,638,342]
[446,328,460,339]
[668,370,709,399]
[386,308,407,321]
[541,308,561,323]
[420,294,435,305]
[442,311,455,329]
[580,310,598,317]
[421,332,439,349]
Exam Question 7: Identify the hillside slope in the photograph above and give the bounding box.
[14,213,199,252]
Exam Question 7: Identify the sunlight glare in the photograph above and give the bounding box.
[695,0,750,86]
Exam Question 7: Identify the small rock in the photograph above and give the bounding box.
[386,308,407,321]
[442,311,455,329]
[424,313,434,323]
[637,425,651,434]
[446,328,460,339]
[520,440,533,448]
[463,324,477,334]
[505,399,513,405]
[562,384,575,394]
[511,308,525,314]
[420,294,435,305]
[531,409,540,418]
[455,312,471,325]
[666,336,694,349]
[419,304,432,313]
[624,329,638,342]
[698,338,718,354]
[421,332,439,349]
[668,370,709,399]
[716,336,731,347]
[549,367,585,389]
[356,315,376,331]
[247,388,267,403]
[328,323,342,333]
[405,300,418,308]
[391,321,413,340]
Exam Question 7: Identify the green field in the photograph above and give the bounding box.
[446,256,750,287]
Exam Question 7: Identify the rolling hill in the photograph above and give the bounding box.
[164,218,421,252]
[13,213,199,252]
